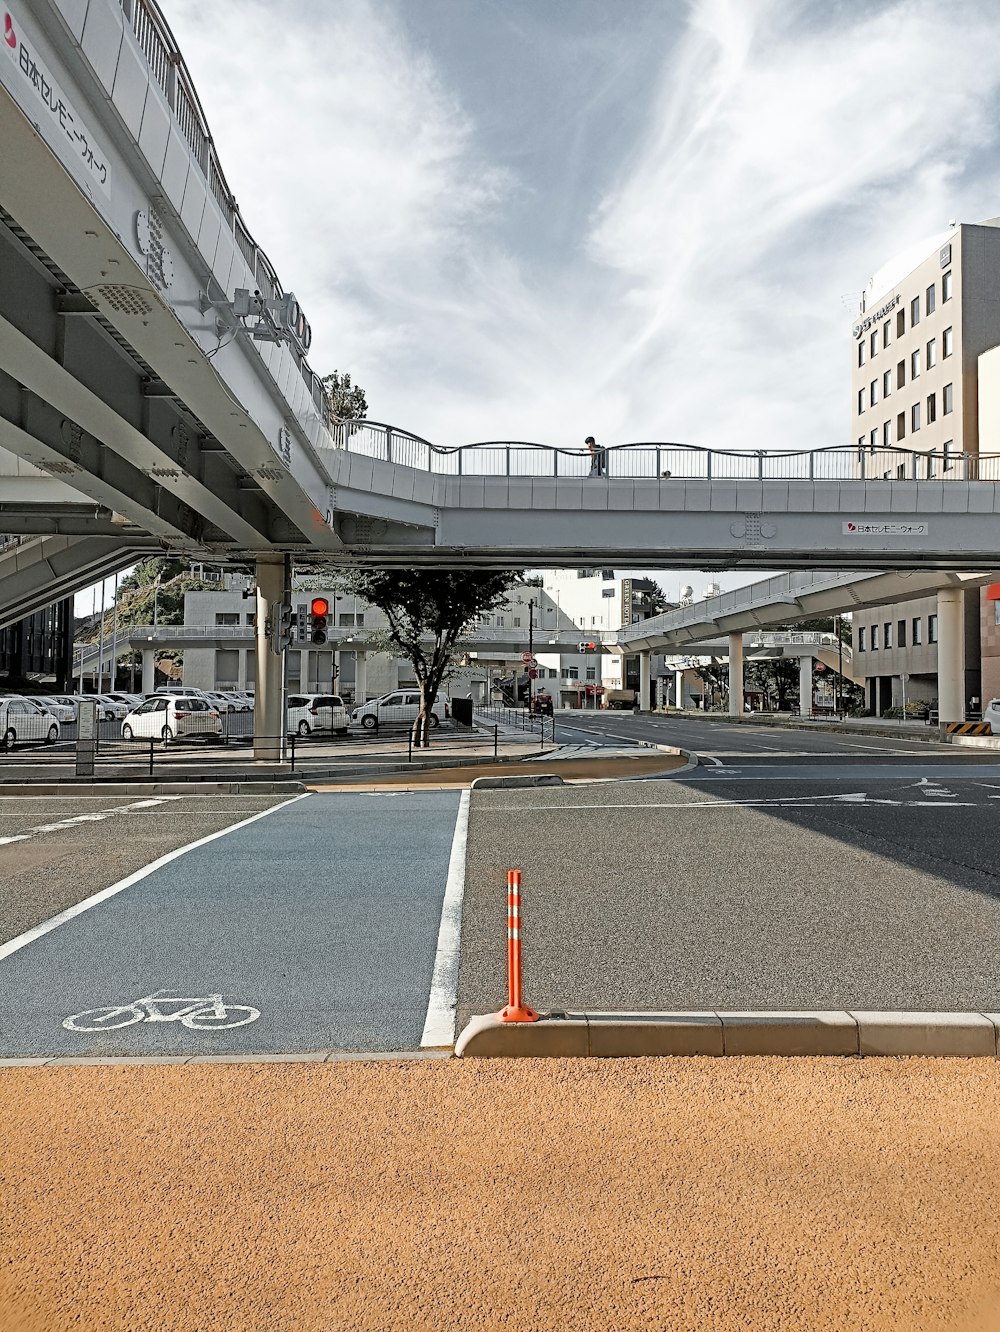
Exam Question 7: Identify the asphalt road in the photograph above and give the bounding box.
[456,761,1000,1029]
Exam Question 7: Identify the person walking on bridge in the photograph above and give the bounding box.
[586,435,607,477]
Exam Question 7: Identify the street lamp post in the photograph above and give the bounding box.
[834,615,843,717]
[527,597,535,713]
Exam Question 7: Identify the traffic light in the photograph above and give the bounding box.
[310,596,330,645]
[578,641,599,653]
[271,602,294,651]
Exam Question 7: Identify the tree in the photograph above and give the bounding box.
[322,370,368,422]
[339,569,521,745]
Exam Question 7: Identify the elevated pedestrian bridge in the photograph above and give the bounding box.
[3,0,1000,613]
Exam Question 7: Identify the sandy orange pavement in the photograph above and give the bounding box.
[1,1058,999,1332]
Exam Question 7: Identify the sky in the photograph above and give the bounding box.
[78,0,1000,612]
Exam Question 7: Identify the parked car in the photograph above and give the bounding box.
[983,699,1000,734]
[34,696,78,724]
[201,689,239,714]
[219,690,252,712]
[43,694,82,722]
[286,693,349,736]
[105,692,144,711]
[91,694,130,720]
[121,696,222,744]
[154,685,205,698]
[351,690,449,730]
[0,698,60,746]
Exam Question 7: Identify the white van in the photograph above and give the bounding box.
[351,690,449,730]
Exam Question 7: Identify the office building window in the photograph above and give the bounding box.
[943,438,954,472]
[942,270,952,301]
[548,668,558,679]
[883,369,892,397]
[858,388,865,415]
[943,325,953,357]
[926,283,936,315]
[883,320,891,349]
[929,614,938,643]
[943,382,954,414]
[883,420,893,447]
[871,624,880,650]
[870,428,879,449]
[910,296,920,326]
[858,341,866,367]
[601,587,614,598]
[870,331,878,358]
[910,348,921,379]
[215,613,239,626]
[870,379,878,406]
[884,621,892,648]
[896,360,905,389]
[566,666,578,680]
[858,626,866,651]
[513,616,521,627]
[245,613,256,626]
[586,667,596,681]
[897,619,907,648]
[896,411,906,440]
[911,402,920,432]
[896,309,905,337]
[926,338,937,368]
[926,392,936,424]
[912,617,922,645]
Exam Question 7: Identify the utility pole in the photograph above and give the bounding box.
[835,615,843,717]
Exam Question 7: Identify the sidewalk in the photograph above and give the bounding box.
[2,1057,998,1331]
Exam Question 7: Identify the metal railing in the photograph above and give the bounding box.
[329,421,1000,482]
[475,704,556,751]
[117,0,329,420]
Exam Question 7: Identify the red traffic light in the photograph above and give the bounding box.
[310,597,330,616]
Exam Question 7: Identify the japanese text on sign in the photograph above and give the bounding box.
[3,9,111,198]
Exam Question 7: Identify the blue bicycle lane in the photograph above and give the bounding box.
[0,791,462,1058]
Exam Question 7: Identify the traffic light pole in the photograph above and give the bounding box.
[527,597,535,713]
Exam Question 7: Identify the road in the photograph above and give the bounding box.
[2,712,1000,1059]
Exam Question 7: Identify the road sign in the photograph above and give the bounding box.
[521,652,534,663]
[527,668,538,679]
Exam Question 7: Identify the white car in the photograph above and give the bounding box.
[121,695,222,744]
[106,692,144,711]
[92,694,130,720]
[983,699,1000,734]
[202,689,239,714]
[34,696,78,724]
[287,693,350,736]
[351,690,449,730]
[0,698,60,747]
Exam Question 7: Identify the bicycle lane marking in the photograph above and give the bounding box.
[0,789,461,1058]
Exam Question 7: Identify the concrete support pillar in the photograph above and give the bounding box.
[299,648,311,693]
[141,648,155,695]
[355,651,367,705]
[799,655,813,717]
[728,633,744,717]
[675,668,684,709]
[638,652,651,711]
[237,649,247,691]
[937,588,965,725]
[254,559,286,762]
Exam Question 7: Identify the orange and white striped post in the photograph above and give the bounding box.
[499,868,539,1023]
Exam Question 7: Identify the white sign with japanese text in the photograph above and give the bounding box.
[3,7,111,199]
[843,521,929,537]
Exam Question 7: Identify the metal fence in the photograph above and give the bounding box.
[329,421,1000,483]
[475,705,557,750]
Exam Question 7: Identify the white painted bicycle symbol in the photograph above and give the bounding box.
[62,989,261,1033]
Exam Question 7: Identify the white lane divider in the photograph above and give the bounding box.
[63,989,260,1033]
[2,795,182,843]
[420,790,470,1049]
[0,792,311,963]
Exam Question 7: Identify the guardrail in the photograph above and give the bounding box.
[330,421,1000,482]
[476,704,556,750]
[117,0,328,421]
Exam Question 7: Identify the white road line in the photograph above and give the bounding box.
[0,835,30,845]
[0,795,183,843]
[420,790,470,1049]
[482,798,975,811]
[0,792,311,964]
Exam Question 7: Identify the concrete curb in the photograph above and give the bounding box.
[454,1009,1000,1057]
[0,781,306,796]
[470,774,565,789]
[0,1049,452,1068]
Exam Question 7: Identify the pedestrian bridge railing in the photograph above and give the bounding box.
[328,421,1000,482]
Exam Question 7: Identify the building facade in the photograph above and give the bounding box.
[850,221,1000,713]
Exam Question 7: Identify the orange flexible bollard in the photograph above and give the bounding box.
[498,869,539,1023]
